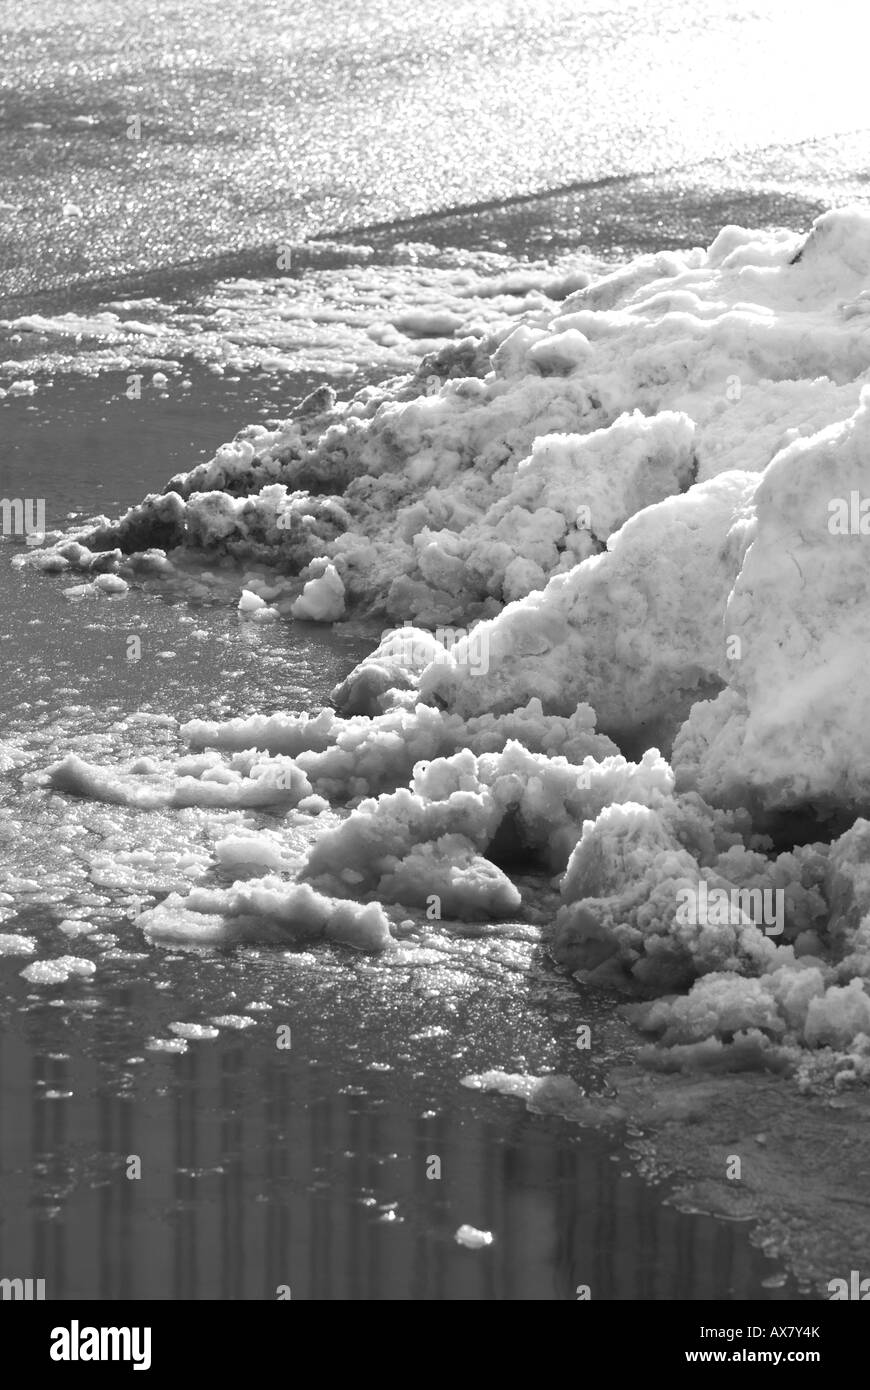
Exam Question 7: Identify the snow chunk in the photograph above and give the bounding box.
[146,1037,188,1054]
[169,1022,220,1040]
[21,956,97,984]
[238,588,267,614]
[0,934,37,956]
[291,558,345,622]
[139,878,392,952]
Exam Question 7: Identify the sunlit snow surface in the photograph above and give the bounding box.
[3,0,870,303]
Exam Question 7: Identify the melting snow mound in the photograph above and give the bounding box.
[29,206,870,1085]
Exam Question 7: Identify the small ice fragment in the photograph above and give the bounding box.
[455,1225,494,1249]
[93,573,128,595]
[238,588,266,614]
[21,956,96,984]
[291,559,345,622]
[57,920,97,938]
[146,1037,188,1053]
[169,1022,220,1040]
[0,934,37,956]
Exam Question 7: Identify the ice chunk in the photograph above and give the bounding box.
[21,956,97,984]
[238,588,267,614]
[168,1022,220,1040]
[291,558,345,622]
[454,1225,494,1249]
[139,878,392,952]
[0,934,37,956]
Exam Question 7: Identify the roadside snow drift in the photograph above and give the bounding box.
[28,206,870,1082]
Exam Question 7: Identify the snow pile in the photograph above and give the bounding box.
[551,798,870,1084]
[300,744,673,899]
[28,207,870,1080]
[46,698,616,808]
[21,211,870,642]
[553,795,814,977]
[672,385,870,816]
[421,468,757,746]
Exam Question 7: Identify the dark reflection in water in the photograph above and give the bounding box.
[0,988,809,1301]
